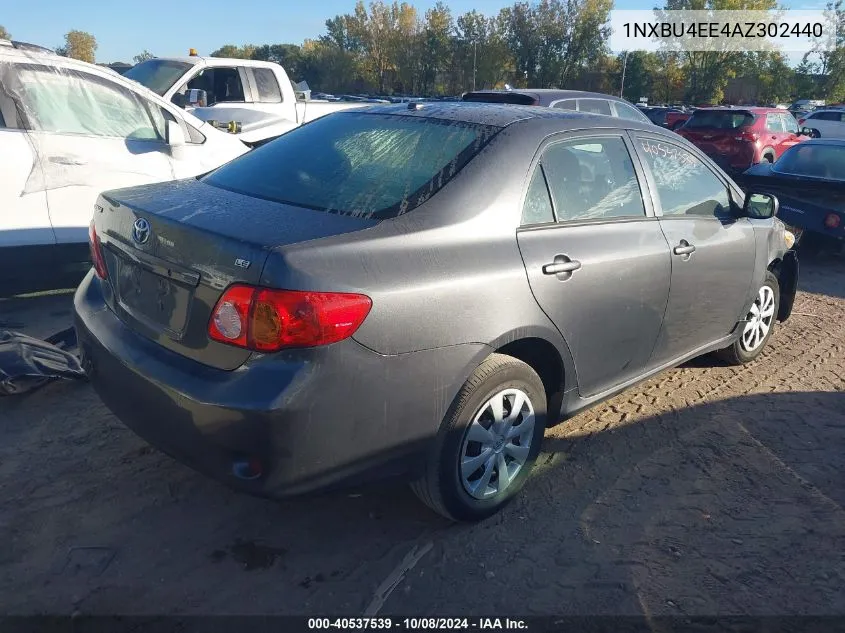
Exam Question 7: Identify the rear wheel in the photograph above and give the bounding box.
[717,272,779,365]
[411,353,547,522]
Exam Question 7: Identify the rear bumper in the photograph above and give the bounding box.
[74,271,487,497]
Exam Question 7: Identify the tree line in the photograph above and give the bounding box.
[3,0,845,105]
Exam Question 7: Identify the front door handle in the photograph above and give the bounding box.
[543,255,582,277]
[673,240,696,256]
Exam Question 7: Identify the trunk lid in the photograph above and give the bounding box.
[94,178,378,370]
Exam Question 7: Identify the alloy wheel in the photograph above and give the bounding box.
[740,285,776,352]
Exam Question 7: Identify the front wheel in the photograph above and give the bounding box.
[717,272,780,365]
[411,354,547,522]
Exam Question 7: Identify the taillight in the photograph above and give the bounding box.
[88,221,108,280]
[734,130,759,142]
[208,284,372,352]
[825,213,841,229]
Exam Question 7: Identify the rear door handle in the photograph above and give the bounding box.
[673,240,696,256]
[543,257,582,275]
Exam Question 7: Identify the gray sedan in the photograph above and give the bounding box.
[74,103,798,521]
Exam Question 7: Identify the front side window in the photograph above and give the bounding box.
[253,68,282,103]
[809,111,840,121]
[637,138,730,218]
[766,113,785,132]
[541,136,646,222]
[183,67,246,106]
[781,113,799,134]
[203,112,499,219]
[17,67,160,140]
[578,99,612,116]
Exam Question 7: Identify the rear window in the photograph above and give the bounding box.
[774,143,845,179]
[686,110,755,129]
[203,112,499,219]
[462,92,537,106]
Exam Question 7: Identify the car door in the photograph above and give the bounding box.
[14,64,173,245]
[805,111,842,138]
[0,72,53,250]
[632,134,756,364]
[516,133,672,397]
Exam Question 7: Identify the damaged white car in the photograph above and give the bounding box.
[0,40,249,297]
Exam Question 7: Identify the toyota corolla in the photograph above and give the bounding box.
[75,103,798,521]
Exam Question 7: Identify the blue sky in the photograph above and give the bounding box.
[2,0,825,63]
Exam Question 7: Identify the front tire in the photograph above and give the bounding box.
[717,272,780,365]
[411,353,547,522]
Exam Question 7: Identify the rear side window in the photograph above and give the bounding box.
[637,138,730,218]
[552,99,576,110]
[203,112,499,219]
[578,99,612,116]
[541,136,646,222]
[253,68,282,103]
[521,167,555,225]
[615,101,651,123]
[686,111,754,129]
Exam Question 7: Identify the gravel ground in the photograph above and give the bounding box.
[1,254,843,617]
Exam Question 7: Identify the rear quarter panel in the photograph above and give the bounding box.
[258,122,576,373]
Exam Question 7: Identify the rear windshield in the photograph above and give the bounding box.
[462,92,537,106]
[774,143,845,179]
[202,112,500,219]
[685,110,755,129]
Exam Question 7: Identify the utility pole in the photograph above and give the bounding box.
[472,40,477,91]
[620,50,629,98]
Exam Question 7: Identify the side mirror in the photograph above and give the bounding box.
[165,119,186,148]
[743,192,779,219]
[186,88,207,108]
[800,126,821,138]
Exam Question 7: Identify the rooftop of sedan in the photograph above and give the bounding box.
[359,101,656,131]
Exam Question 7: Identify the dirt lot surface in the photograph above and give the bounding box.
[1,255,844,617]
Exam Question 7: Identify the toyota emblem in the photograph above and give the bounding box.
[132,218,151,245]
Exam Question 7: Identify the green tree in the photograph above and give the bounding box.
[210,44,252,58]
[0,25,10,40]
[133,50,154,63]
[56,30,97,63]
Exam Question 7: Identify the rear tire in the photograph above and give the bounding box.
[717,272,779,365]
[411,353,547,522]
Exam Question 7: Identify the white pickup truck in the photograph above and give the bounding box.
[124,54,364,145]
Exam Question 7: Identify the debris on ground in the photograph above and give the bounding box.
[0,328,86,396]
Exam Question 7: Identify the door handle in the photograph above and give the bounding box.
[49,155,87,166]
[543,256,582,276]
[673,240,696,256]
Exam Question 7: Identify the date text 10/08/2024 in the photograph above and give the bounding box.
[307,618,529,630]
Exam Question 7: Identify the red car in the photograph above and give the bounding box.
[676,107,807,173]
